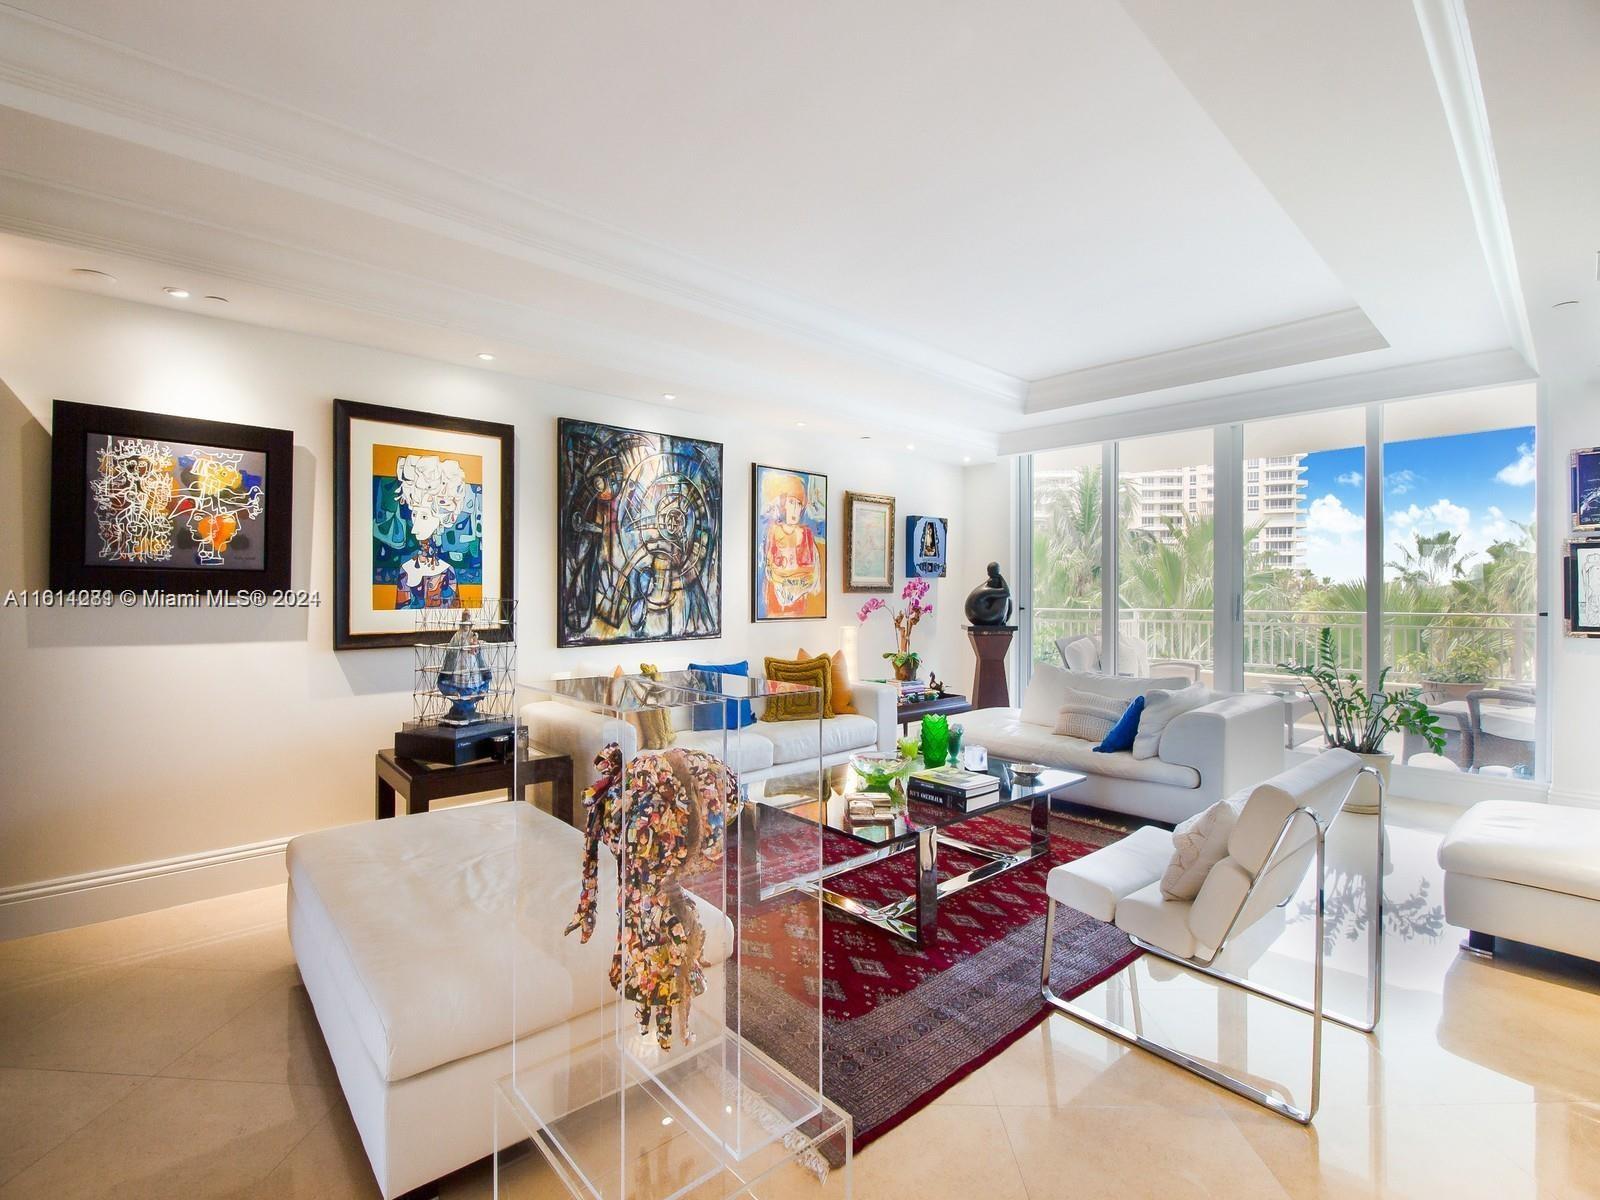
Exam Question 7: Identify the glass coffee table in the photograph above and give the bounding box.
[745,759,1084,946]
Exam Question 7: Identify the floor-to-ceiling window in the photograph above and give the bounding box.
[1029,444,1104,671]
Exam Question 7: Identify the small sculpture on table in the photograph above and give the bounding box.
[965,562,1013,627]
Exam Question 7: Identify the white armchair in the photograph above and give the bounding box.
[1040,749,1379,1123]
[1056,633,1201,683]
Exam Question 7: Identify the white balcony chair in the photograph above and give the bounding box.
[1055,633,1201,682]
[1039,749,1379,1123]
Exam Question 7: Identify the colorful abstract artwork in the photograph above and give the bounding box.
[370,444,483,611]
[558,418,722,646]
[50,401,292,594]
[904,514,948,579]
[334,400,514,650]
[752,464,826,621]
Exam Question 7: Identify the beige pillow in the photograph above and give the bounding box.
[1160,791,1247,900]
[1131,683,1213,760]
[1052,688,1128,743]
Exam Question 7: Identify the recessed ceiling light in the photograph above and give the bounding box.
[795,421,806,428]
[163,287,191,299]
[962,455,972,463]
[906,443,916,452]
[204,295,229,303]
[70,268,116,283]
[662,393,677,401]
[477,352,495,361]
[860,435,871,441]
[1552,299,1581,309]
[660,1117,673,1127]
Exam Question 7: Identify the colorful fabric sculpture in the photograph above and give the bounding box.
[566,741,739,1049]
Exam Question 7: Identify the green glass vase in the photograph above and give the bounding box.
[920,714,950,769]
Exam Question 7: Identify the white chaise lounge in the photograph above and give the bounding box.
[288,802,732,1199]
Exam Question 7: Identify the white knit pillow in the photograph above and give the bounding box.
[1160,791,1246,900]
[1052,688,1128,743]
[1131,683,1213,760]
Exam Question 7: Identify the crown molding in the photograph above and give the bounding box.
[1024,308,1388,414]
[1412,0,1537,371]
[0,3,1026,407]
[1001,345,1535,455]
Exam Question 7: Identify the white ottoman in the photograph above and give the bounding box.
[1437,800,1600,962]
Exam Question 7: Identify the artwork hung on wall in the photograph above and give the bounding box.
[1571,446,1600,532]
[905,514,948,579]
[333,399,515,650]
[751,463,826,621]
[49,400,293,594]
[843,491,895,592]
[557,418,723,646]
[1564,540,1600,637]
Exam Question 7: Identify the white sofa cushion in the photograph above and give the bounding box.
[286,803,732,1084]
[1020,664,1191,726]
[671,727,775,774]
[1114,880,1199,959]
[1161,790,1246,901]
[954,710,1200,788]
[758,713,878,764]
[1053,688,1128,743]
[1438,800,1600,903]
[1132,683,1214,759]
[1047,824,1174,919]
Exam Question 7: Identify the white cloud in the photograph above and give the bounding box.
[1336,470,1363,487]
[1307,493,1364,535]
[1386,469,1419,495]
[1302,493,1365,581]
[1496,444,1536,486]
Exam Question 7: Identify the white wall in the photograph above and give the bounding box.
[0,280,980,927]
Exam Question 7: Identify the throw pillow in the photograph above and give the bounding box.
[1094,694,1145,754]
[1160,789,1249,900]
[798,647,856,716]
[687,660,756,730]
[1053,687,1128,743]
[610,665,677,750]
[761,654,833,721]
[1131,683,1213,760]
[1019,662,1075,726]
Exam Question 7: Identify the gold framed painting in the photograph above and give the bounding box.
[843,491,895,592]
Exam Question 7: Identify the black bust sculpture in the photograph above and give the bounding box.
[964,561,1013,627]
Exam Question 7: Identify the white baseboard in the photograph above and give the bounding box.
[1547,788,1600,810]
[0,837,291,941]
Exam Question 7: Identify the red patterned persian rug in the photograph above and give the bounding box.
[737,804,1140,1153]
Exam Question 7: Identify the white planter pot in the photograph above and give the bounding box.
[1346,751,1392,815]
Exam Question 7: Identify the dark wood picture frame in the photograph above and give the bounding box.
[1564,539,1600,638]
[49,399,294,595]
[843,490,896,593]
[333,399,516,650]
[750,462,828,622]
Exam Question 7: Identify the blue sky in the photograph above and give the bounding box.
[1298,425,1536,582]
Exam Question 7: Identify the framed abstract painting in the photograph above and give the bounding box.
[557,417,723,647]
[904,514,948,578]
[1571,446,1600,532]
[49,399,294,594]
[751,463,827,621]
[843,491,895,592]
[333,399,515,650]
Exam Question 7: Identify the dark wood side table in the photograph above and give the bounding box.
[897,692,972,733]
[375,745,574,824]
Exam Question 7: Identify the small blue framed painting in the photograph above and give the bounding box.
[905,514,948,578]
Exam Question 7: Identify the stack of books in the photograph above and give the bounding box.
[906,764,1001,811]
[878,678,941,703]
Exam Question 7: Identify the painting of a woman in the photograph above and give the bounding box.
[753,465,827,620]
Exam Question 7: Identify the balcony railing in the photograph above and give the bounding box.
[1033,605,1537,686]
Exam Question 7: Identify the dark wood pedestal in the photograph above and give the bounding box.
[966,624,1016,709]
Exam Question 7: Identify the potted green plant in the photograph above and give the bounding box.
[1279,628,1446,813]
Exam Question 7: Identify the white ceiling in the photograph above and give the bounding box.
[0,0,1566,458]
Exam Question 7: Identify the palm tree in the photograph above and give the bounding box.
[1386,530,1468,588]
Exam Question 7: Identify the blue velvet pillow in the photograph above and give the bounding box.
[1094,694,1145,754]
[687,660,756,730]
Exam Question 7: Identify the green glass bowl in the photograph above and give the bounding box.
[849,750,913,794]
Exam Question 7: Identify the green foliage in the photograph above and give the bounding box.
[1280,628,1446,755]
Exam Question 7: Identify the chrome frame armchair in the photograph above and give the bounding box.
[1040,753,1382,1124]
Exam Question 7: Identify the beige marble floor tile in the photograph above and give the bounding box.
[0,887,288,968]
[240,1104,383,1200]
[0,964,278,1075]
[928,1062,995,1106]
[159,978,338,1088]
[999,1103,1291,1200]
[0,1068,146,1186]
[0,958,134,1037]
[0,1075,336,1200]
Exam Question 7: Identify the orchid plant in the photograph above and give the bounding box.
[858,578,933,679]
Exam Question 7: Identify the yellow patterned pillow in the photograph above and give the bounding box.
[611,664,676,749]
[799,647,856,716]
[761,654,833,721]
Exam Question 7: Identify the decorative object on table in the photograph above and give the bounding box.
[1007,761,1046,784]
[395,600,517,765]
[907,763,1001,811]
[333,399,514,650]
[1571,446,1600,532]
[929,674,945,695]
[948,723,965,760]
[896,735,920,761]
[849,749,914,796]
[846,794,899,825]
[858,577,933,681]
[964,561,1013,626]
[843,491,895,591]
[751,463,827,620]
[761,653,833,719]
[1278,626,1446,813]
[919,713,951,768]
[566,741,738,1050]
[1564,540,1600,637]
[904,514,948,578]
[961,743,989,772]
[49,399,294,594]
[556,417,722,647]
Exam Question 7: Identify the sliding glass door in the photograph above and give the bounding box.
[1029,444,1105,673]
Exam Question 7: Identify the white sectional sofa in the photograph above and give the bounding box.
[956,664,1283,825]
[520,678,897,784]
